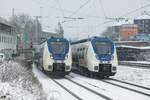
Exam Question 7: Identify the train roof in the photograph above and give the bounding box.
[39,37,68,44]
[71,37,113,45]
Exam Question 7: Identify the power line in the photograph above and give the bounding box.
[96,3,150,27]
[33,0,105,20]
[55,0,65,18]
[120,3,150,17]
[69,0,91,17]
[98,0,107,18]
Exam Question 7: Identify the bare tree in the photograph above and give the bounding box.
[9,14,42,49]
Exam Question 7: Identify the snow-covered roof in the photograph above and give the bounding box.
[115,41,145,43]
[135,13,150,20]
[112,19,133,26]
[120,61,150,64]
[117,45,150,50]
[135,14,150,20]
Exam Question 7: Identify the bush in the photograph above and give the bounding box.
[0,61,46,100]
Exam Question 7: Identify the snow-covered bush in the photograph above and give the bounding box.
[0,61,46,100]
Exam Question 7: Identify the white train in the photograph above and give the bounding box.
[34,37,72,76]
[71,37,118,77]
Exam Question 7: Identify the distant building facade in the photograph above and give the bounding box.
[134,13,150,34]
[0,22,17,53]
[102,20,138,41]
[105,23,138,41]
[129,34,150,41]
[120,24,138,41]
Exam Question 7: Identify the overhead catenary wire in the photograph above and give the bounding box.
[98,0,107,19]
[32,0,150,32]
[33,0,105,20]
[69,0,91,17]
[96,3,150,27]
[55,0,65,18]
[120,3,150,17]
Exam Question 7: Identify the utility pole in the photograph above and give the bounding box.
[12,8,15,17]
[34,16,42,44]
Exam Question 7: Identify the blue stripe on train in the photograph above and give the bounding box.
[52,54,65,60]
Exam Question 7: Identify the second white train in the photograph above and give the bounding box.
[71,37,118,77]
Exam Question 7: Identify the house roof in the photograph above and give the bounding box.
[135,12,150,20]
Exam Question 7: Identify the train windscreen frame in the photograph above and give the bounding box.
[95,42,112,55]
[49,42,66,54]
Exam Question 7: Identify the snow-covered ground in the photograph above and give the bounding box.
[33,64,150,100]
[112,65,150,88]
[0,61,46,100]
[67,73,150,100]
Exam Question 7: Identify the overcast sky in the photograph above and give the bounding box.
[1,0,150,39]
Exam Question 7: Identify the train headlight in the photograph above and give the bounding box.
[112,66,117,71]
[48,65,53,70]
[50,54,53,59]
[95,55,99,59]
[111,55,114,60]
[94,66,99,71]
[65,55,68,59]
[66,66,70,70]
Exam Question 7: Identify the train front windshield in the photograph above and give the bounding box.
[49,42,65,54]
[95,42,112,55]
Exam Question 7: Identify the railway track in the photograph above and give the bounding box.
[52,78,112,100]
[34,64,112,100]
[65,77,112,100]
[68,73,150,98]
[119,61,150,69]
[108,78,150,91]
[51,79,82,100]
[101,79,150,97]
[34,65,150,100]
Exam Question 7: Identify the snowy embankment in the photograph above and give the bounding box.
[112,65,150,88]
[0,61,46,100]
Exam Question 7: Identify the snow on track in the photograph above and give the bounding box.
[32,64,108,100]
[54,78,107,100]
[113,65,150,88]
[32,63,150,100]
[109,78,150,90]
[68,73,150,100]
[101,80,150,97]
[32,64,77,100]
[105,79,150,95]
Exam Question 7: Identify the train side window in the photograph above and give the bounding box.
[83,48,85,51]
[81,51,84,59]
[80,48,82,51]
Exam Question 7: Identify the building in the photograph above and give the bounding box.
[130,34,150,41]
[104,20,137,41]
[0,22,17,54]
[120,24,138,41]
[134,12,150,34]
